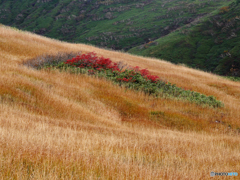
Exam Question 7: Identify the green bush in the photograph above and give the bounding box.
[29,52,224,108]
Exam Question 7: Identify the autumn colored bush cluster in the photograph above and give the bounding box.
[40,52,223,108]
[63,52,160,83]
[132,66,160,83]
[64,52,120,72]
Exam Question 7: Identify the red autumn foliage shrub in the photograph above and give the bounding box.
[117,77,134,82]
[131,66,159,83]
[64,52,120,71]
[146,74,159,83]
[64,52,160,83]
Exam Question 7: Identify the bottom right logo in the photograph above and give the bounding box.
[211,172,238,177]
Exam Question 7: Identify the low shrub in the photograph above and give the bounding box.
[23,52,80,69]
[30,52,224,108]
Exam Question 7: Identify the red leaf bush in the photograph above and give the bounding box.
[64,52,120,72]
[64,52,160,83]
[131,66,159,83]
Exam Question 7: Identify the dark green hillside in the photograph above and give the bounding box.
[0,0,228,50]
[129,1,240,77]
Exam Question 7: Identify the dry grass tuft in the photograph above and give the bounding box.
[0,24,240,179]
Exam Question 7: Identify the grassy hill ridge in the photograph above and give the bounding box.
[0,0,230,51]
[129,0,240,77]
[0,24,240,179]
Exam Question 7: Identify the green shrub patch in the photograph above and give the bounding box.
[27,52,224,108]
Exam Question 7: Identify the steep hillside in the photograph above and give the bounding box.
[0,0,229,50]
[0,25,240,179]
[129,0,240,77]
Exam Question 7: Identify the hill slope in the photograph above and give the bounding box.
[129,0,240,77]
[0,25,240,179]
[0,0,229,50]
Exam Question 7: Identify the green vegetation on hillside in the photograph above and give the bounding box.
[0,0,229,51]
[129,1,240,77]
[24,52,224,108]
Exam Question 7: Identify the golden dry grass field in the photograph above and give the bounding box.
[0,24,240,179]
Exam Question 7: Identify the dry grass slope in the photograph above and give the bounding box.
[0,24,240,179]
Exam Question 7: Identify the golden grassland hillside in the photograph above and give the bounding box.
[0,24,240,179]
